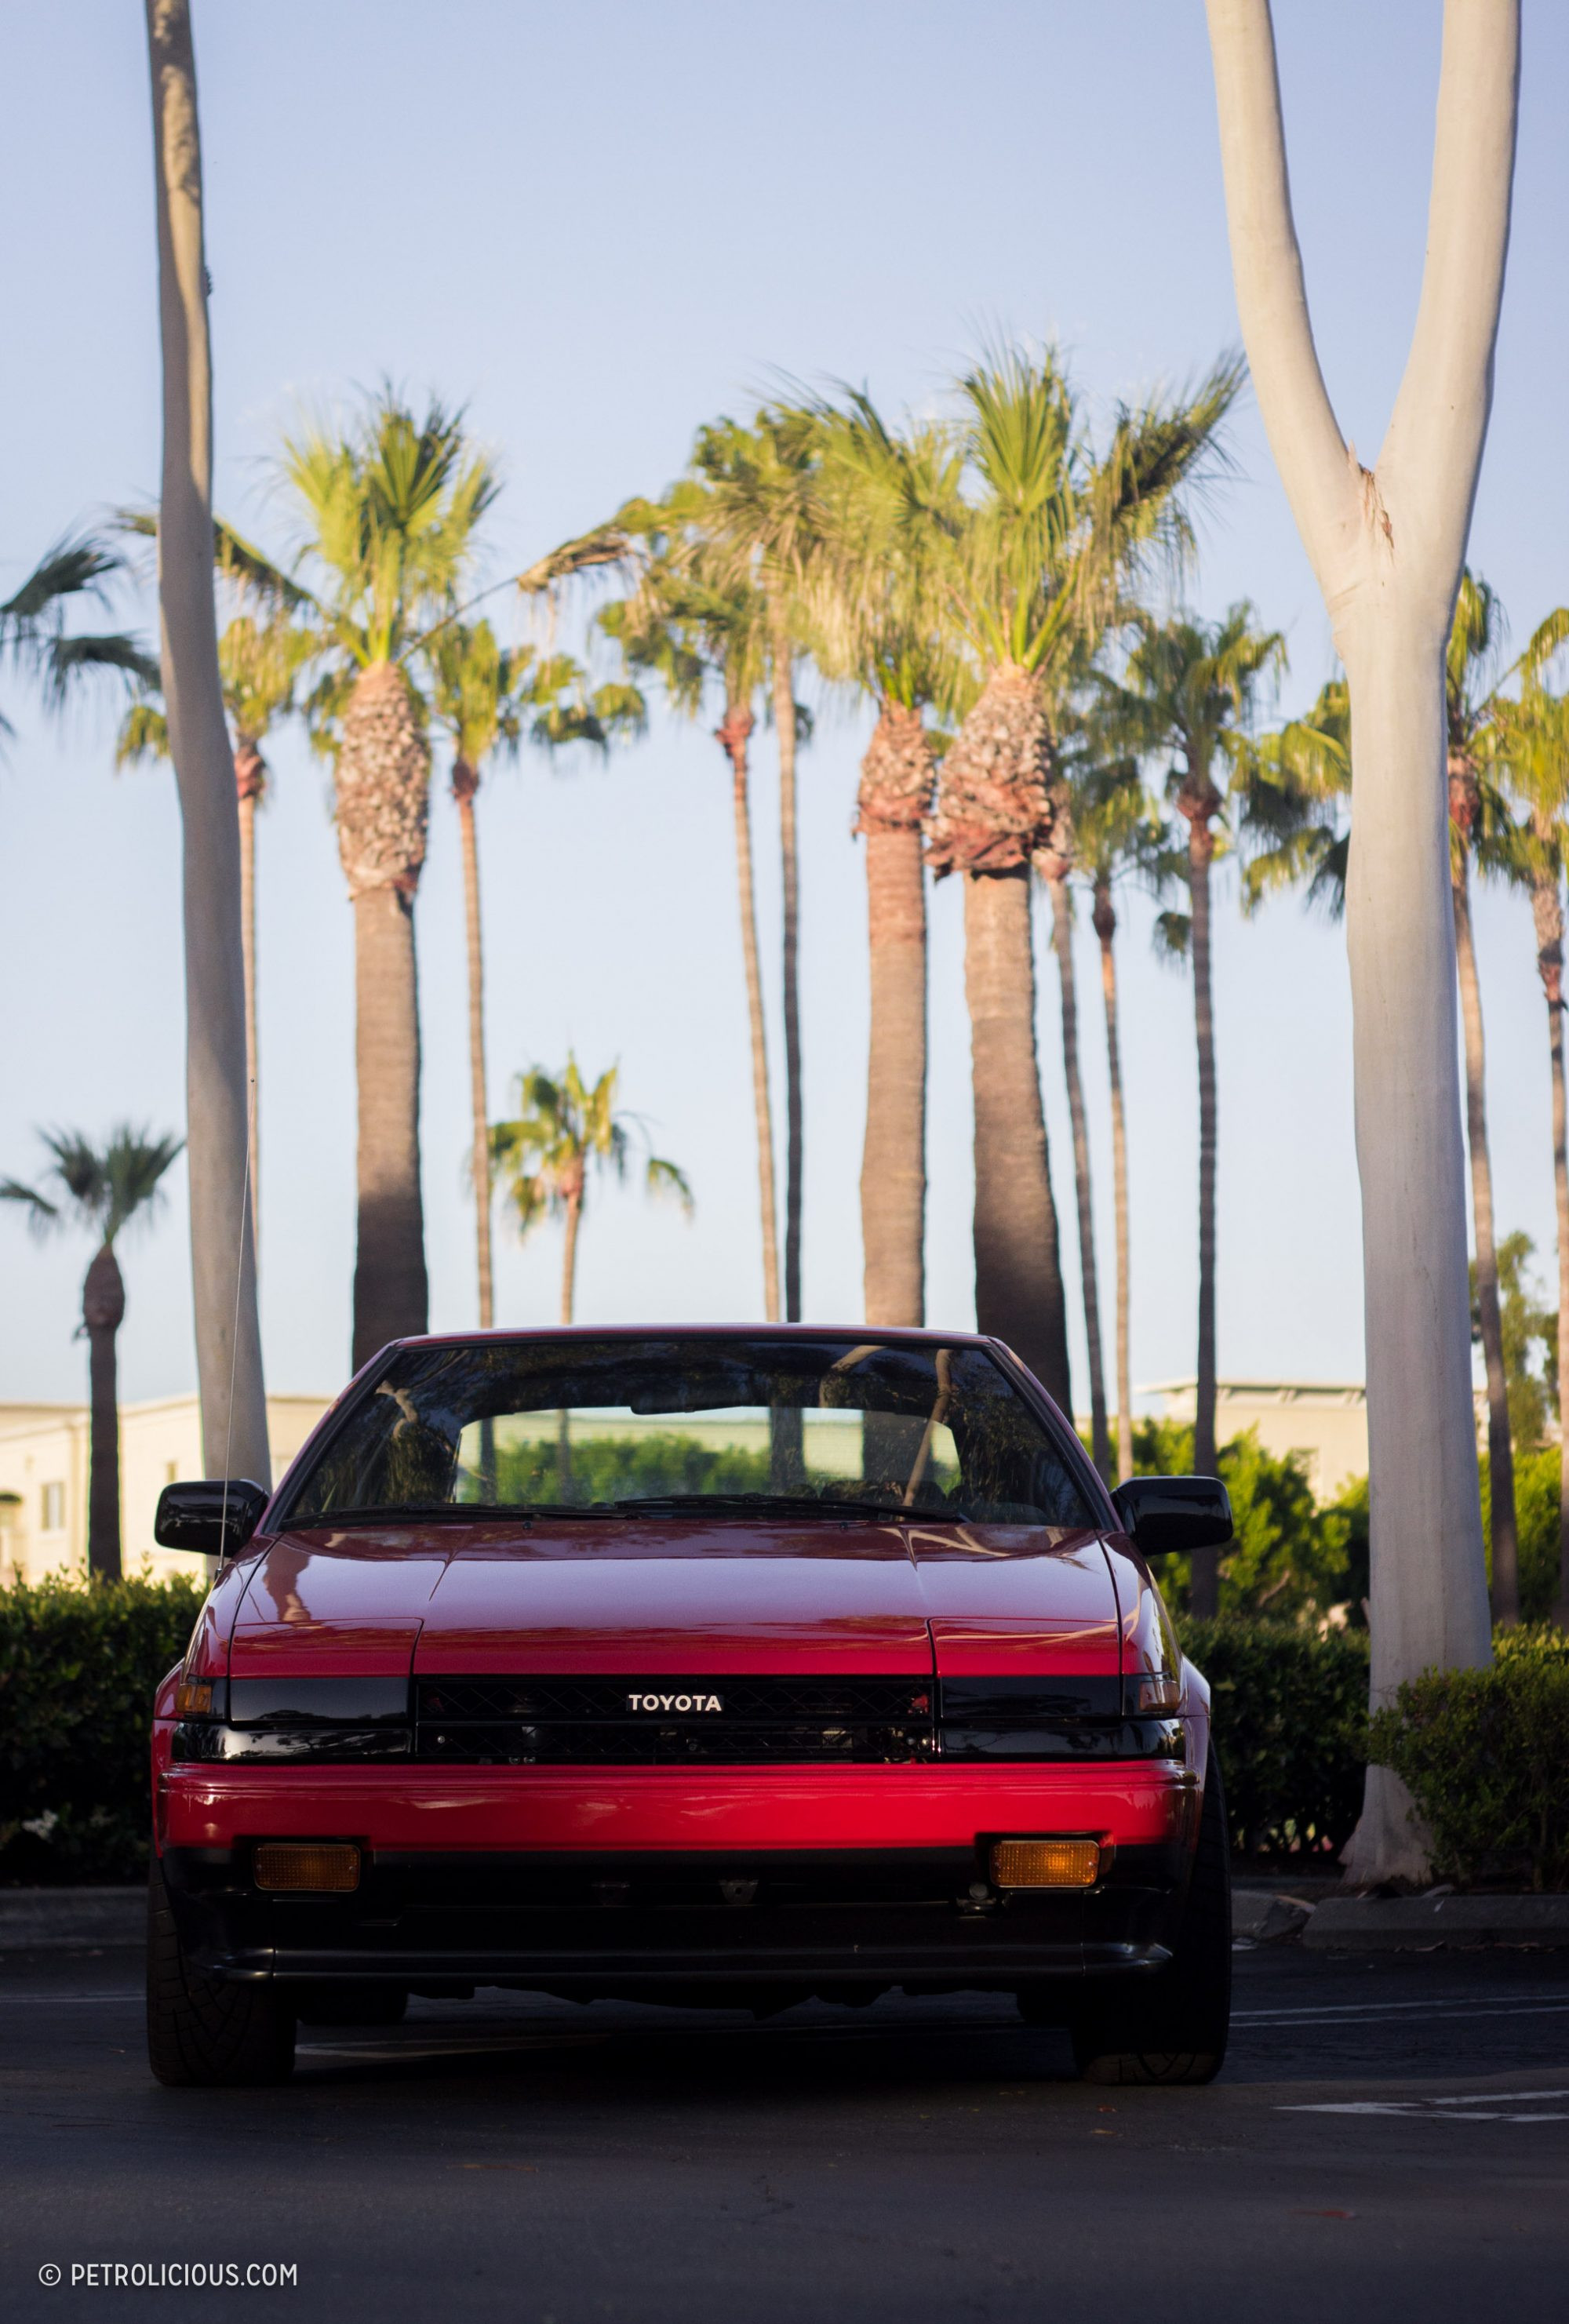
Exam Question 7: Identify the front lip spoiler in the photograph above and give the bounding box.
[207,1940,1173,1985]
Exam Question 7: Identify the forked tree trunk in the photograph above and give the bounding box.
[82,1242,125,1582]
[927,664,1071,1412]
[1046,869,1109,1475]
[963,870,1071,1409]
[235,741,264,1248]
[1452,860,1518,1623]
[337,661,431,1370]
[1531,858,1569,1620]
[453,758,493,1329]
[716,698,781,1321]
[1180,792,1221,1617]
[857,703,933,1328]
[145,0,269,1484]
[1094,878,1134,1482]
[771,606,803,1320]
[1207,0,1515,1882]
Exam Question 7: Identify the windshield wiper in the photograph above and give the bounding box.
[284,1502,621,1529]
[611,1492,908,1522]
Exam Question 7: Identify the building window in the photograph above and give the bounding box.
[41,1482,65,1533]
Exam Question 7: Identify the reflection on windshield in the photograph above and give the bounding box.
[279,1337,1094,1531]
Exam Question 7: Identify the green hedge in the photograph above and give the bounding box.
[1369,1625,1569,1892]
[1181,1617,1369,1863]
[0,1574,203,1886]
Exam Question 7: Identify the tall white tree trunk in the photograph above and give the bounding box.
[146,0,270,1487]
[1205,0,1516,1880]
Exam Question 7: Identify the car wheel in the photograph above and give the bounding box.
[293,1984,409,2028]
[1071,1746,1231,2088]
[146,1857,296,2088]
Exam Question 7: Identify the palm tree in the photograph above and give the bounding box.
[145,0,269,1489]
[118,605,313,1242]
[2,1127,182,1579]
[491,1058,692,1325]
[428,617,644,1330]
[1072,740,1167,1482]
[690,413,823,1320]
[268,391,499,1366]
[1491,612,1569,1621]
[799,395,966,1329]
[1033,702,1112,1478]
[1,536,157,728]
[924,345,1240,1413]
[1114,605,1284,1611]
[600,492,782,1320]
[1443,573,1518,1623]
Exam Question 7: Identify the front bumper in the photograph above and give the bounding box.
[158,1759,1201,1996]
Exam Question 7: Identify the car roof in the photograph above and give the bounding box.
[388,1323,997,1352]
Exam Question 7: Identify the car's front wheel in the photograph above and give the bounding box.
[146,1857,296,2088]
[1068,1748,1232,2087]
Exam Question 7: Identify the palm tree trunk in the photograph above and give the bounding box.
[1453,863,1518,1623]
[145,0,268,1485]
[861,821,926,1327]
[771,606,803,1320]
[235,755,261,1248]
[1185,806,1220,1618]
[453,763,493,1329]
[560,1186,582,1326]
[1532,859,1569,1622]
[1094,878,1134,1482]
[716,699,781,1320]
[1048,871,1109,1476]
[338,660,431,1371]
[963,868,1070,1409]
[351,886,428,1370]
[82,1242,125,1582]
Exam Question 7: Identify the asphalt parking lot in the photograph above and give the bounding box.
[3,1938,1567,2324]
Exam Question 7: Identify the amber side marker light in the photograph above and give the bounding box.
[991,1838,1101,1889]
[173,1681,213,1717]
[254,1842,361,1893]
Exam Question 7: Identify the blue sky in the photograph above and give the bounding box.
[1,1,1564,1413]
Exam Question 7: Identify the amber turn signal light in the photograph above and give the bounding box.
[254,1842,361,1893]
[174,1680,213,1717]
[990,1838,1101,1889]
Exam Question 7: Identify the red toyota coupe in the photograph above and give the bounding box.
[147,1326,1233,2089]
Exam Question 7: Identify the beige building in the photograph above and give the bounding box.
[0,1395,332,1587]
[1142,1380,1371,1504]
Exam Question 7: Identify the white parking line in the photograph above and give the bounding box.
[1284,2090,1569,2122]
[1237,1999,1569,2028]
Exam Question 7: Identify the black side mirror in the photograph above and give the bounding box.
[154,1479,270,1556]
[1111,1474,1233,1555]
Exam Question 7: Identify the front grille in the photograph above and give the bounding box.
[414,1675,934,1766]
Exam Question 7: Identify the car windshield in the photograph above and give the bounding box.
[279,1336,1097,1529]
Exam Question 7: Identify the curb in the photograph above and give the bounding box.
[0,1888,144,1950]
[1302,1893,1569,1949]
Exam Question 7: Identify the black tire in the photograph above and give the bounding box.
[146,1857,296,2088]
[1071,1747,1232,2087]
[293,1984,409,2028]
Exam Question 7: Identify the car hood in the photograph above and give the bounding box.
[415,1516,935,1674]
[227,1516,1123,1679]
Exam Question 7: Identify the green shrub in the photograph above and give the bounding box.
[1483,1446,1566,1625]
[1368,1624,1569,1892]
[1180,1617,1369,1862]
[1132,1420,1367,1620]
[0,1573,203,1886]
